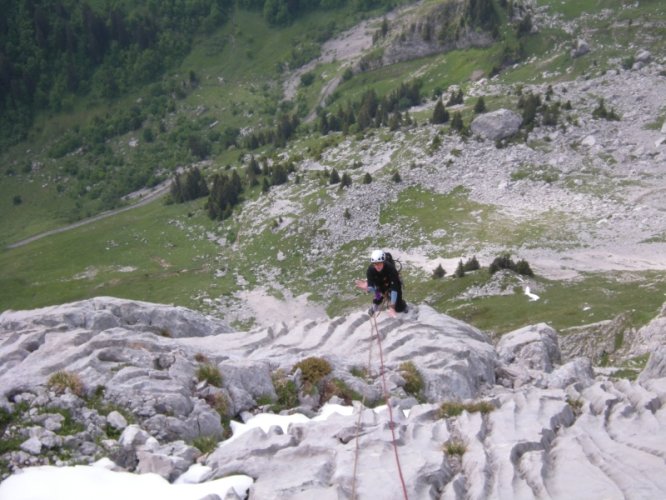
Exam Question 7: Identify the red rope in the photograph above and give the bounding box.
[350,321,374,499]
[370,312,410,500]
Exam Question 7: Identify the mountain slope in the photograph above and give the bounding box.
[1,0,666,350]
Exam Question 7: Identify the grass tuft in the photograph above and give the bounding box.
[47,371,84,397]
[196,363,223,388]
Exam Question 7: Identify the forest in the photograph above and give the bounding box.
[1,0,505,220]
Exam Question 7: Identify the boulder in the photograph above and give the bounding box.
[470,109,522,141]
[571,38,590,58]
[497,323,561,372]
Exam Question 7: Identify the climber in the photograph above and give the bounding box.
[355,250,407,318]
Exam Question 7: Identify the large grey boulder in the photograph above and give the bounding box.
[470,109,522,141]
[496,322,561,372]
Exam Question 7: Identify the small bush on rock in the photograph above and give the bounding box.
[350,366,368,379]
[439,402,465,417]
[399,361,424,398]
[192,435,218,454]
[321,378,362,405]
[293,357,332,386]
[197,363,223,388]
[47,371,84,397]
[439,400,495,418]
[444,439,466,456]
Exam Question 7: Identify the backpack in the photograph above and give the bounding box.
[383,251,407,311]
[383,251,401,271]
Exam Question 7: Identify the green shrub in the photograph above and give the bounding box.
[399,361,424,397]
[439,402,465,418]
[444,439,466,456]
[47,371,84,397]
[271,369,299,411]
[464,401,495,414]
[293,357,332,385]
[439,400,495,418]
[205,392,230,417]
[321,378,362,405]
[192,435,219,454]
[46,408,85,435]
[350,366,368,379]
[300,72,316,87]
[197,363,223,387]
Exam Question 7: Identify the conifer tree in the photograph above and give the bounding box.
[431,99,449,124]
[455,260,465,278]
[450,111,464,132]
[474,96,487,114]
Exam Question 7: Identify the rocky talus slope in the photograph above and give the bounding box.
[1,297,666,498]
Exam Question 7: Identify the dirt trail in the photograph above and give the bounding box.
[6,181,171,250]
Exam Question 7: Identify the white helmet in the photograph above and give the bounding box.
[370,250,385,263]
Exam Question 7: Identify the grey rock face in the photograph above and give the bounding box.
[638,346,666,382]
[1,297,666,498]
[470,109,522,141]
[629,302,666,357]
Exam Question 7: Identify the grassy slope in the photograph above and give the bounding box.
[2,0,666,338]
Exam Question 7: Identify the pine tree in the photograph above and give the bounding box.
[455,260,465,278]
[431,99,449,124]
[329,168,340,184]
[474,96,487,114]
[432,264,446,279]
[463,255,480,271]
[450,111,464,132]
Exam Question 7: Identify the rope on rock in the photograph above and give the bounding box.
[350,307,409,500]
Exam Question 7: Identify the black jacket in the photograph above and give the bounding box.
[366,261,402,295]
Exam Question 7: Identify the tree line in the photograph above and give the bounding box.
[318,80,422,135]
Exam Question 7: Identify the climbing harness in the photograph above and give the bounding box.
[350,305,409,500]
